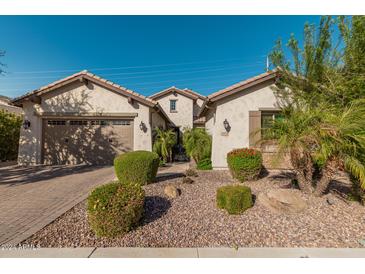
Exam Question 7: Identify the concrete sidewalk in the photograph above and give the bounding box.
[0,247,364,258]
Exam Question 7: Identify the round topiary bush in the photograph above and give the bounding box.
[87,182,145,238]
[216,185,253,214]
[227,148,262,182]
[114,150,159,186]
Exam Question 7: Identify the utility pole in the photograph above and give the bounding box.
[266,56,269,72]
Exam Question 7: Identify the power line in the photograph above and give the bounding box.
[10,56,267,75]
[1,62,264,81]
[0,70,261,93]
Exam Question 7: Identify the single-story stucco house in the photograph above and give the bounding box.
[12,69,280,169]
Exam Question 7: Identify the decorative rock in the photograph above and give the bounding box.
[164,185,180,198]
[182,177,194,184]
[258,189,307,214]
[326,196,336,205]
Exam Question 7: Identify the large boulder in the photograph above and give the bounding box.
[258,189,307,214]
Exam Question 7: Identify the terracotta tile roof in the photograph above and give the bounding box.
[149,86,204,101]
[207,70,277,102]
[183,88,206,100]
[12,70,157,106]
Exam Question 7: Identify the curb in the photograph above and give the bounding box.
[0,247,364,258]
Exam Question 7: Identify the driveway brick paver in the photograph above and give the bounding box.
[0,164,115,245]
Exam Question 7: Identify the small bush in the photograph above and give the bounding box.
[216,185,253,214]
[185,168,198,177]
[114,150,159,186]
[87,182,145,238]
[197,158,212,170]
[227,148,262,182]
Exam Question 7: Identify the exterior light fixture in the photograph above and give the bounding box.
[23,120,31,130]
[223,119,231,132]
[139,121,147,132]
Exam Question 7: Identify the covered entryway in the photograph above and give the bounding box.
[42,118,134,165]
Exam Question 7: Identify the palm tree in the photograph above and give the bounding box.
[266,106,321,194]
[312,100,365,196]
[182,127,212,163]
[268,100,365,196]
[152,128,176,163]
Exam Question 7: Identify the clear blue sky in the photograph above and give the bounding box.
[0,16,320,99]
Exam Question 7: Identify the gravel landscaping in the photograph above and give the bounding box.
[23,170,365,248]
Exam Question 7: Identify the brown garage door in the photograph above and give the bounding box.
[42,119,134,165]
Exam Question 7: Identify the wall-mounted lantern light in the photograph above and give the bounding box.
[223,119,231,132]
[139,121,147,132]
[23,120,31,130]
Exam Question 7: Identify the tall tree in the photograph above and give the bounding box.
[268,16,365,196]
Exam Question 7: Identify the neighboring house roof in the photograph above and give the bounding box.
[149,86,205,101]
[0,95,11,104]
[0,102,23,115]
[198,70,278,117]
[11,70,174,125]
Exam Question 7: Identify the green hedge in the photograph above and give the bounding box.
[0,110,22,162]
[87,182,145,238]
[114,150,159,186]
[227,148,262,182]
[216,185,253,214]
[197,158,212,170]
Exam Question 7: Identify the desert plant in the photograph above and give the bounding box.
[196,158,212,170]
[216,185,253,214]
[267,16,365,196]
[87,182,145,238]
[185,168,198,177]
[152,128,176,163]
[114,150,159,186]
[182,127,212,163]
[0,110,22,161]
[227,148,262,182]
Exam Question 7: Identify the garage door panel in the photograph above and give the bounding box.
[43,119,133,165]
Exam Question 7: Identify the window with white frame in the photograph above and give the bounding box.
[170,99,177,112]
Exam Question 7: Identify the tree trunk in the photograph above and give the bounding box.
[314,172,331,196]
[290,149,314,194]
[295,170,314,194]
[314,160,337,196]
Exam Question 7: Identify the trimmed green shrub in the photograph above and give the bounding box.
[0,110,22,162]
[87,182,145,238]
[227,148,262,182]
[216,185,253,214]
[114,150,159,186]
[185,168,198,177]
[197,158,212,170]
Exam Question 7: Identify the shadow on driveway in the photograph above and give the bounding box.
[0,165,112,187]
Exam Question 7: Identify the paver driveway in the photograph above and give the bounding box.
[0,164,115,245]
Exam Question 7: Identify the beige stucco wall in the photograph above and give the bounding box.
[18,81,154,165]
[155,92,193,130]
[210,82,279,169]
[18,101,43,164]
[150,109,166,130]
[193,98,204,117]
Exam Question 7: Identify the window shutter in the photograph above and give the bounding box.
[249,111,261,147]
